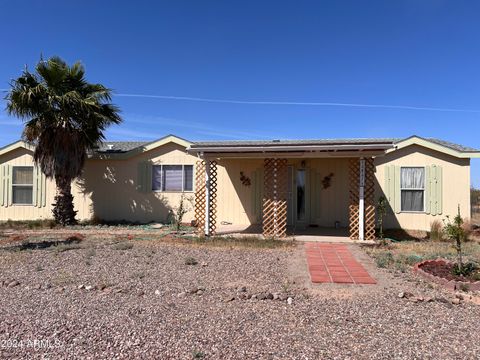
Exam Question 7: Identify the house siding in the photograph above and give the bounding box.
[375,144,470,232]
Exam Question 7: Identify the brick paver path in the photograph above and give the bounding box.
[305,243,376,284]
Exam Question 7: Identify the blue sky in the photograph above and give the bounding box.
[0,1,479,186]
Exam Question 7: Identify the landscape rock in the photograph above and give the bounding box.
[8,280,20,288]
[85,285,95,291]
[287,297,294,305]
[451,298,461,305]
[154,289,161,296]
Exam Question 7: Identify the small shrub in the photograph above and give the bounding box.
[35,265,44,272]
[113,242,134,251]
[452,261,478,277]
[459,283,470,292]
[429,220,444,241]
[376,196,388,239]
[192,350,205,359]
[185,256,198,265]
[54,243,82,253]
[375,252,394,268]
[404,254,424,265]
[171,195,194,231]
[444,206,467,271]
[394,262,408,273]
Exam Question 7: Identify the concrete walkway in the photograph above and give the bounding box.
[305,243,376,284]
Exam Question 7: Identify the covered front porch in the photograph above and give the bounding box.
[188,139,395,241]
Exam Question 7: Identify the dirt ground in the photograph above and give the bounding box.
[1,227,480,359]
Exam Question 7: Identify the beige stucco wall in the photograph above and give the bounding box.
[80,143,198,223]
[375,144,471,231]
[214,157,351,228]
[0,148,92,221]
[0,143,199,223]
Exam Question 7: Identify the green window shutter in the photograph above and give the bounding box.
[137,161,151,193]
[137,162,145,192]
[384,166,391,211]
[0,165,5,206]
[33,167,47,208]
[429,165,443,215]
[393,165,401,213]
[7,165,12,206]
[41,171,47,207]
[33,166,38,206]
[430,165,438,216]
[436,166,442,214]
[425,166,431,214]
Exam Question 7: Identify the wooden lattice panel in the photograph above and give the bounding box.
[208,160,218,236]
[262,158,288,238]
[194,161,206,235]
[349,159,360,240]
[364,158,376,240]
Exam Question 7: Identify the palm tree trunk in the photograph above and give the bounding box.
[53,175,77,225]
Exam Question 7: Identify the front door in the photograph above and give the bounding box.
[286,166,309,228]
[287,166,294,226]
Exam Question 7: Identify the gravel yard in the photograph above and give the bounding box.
[1,229,480,359]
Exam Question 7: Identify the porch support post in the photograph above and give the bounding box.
[263,158,288,238]
[359,157,365,241]
[204,160,211,236]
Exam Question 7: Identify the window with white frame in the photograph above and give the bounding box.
[12,166,34,205]
[400,167,425,212]
[152,165,194,192]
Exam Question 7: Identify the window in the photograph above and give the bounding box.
[152,165,194,192]
[400,167,425,212]
[12,166,34,205]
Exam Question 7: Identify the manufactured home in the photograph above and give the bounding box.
[0,135,478,240]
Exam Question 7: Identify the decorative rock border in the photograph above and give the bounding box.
[413,259,480,291]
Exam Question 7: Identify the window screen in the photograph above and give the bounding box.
[12,167,34,205]
[400,167,425,212]
[151,165,194,192]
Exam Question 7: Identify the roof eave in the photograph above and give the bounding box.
[391,136,480,159]
[187,143,395,154]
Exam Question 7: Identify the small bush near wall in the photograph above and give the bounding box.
[429,220,444,241]
[0,219,56,230]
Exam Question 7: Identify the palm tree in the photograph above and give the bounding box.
[5,56,122,225]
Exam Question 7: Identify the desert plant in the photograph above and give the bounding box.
[113,242,133,251]
[192,350,205,359]
[184,256,198,265]
[377,196,388,240]
[5,56,121,225]
[375,251,394,268]
[429,220,444,241]
[443,206,467,273]
[171,195,194,231]
[452,261,478,277]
